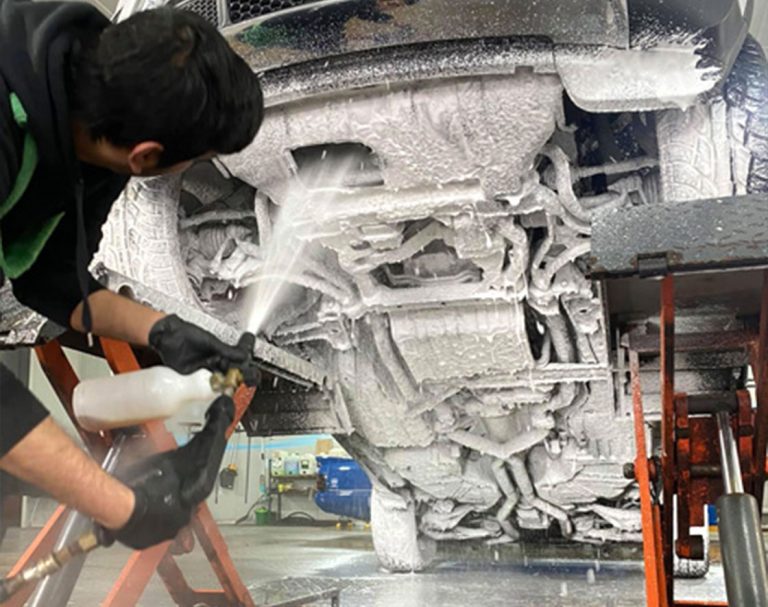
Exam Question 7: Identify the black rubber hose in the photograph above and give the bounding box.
[235,495,269,525]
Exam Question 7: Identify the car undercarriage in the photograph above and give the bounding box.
[2,0,764,575]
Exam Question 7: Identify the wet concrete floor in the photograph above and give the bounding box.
[0,525,728,606]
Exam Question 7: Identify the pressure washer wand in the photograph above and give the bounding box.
[0,529,102,602]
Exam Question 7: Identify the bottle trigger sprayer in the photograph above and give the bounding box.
[73,366,244,431]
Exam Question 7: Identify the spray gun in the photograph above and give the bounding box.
[0,367,245,603]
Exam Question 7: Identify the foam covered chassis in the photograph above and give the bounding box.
[591,194,768,607]
[226,0,752,112]
[201,0,751,58]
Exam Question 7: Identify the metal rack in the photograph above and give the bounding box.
[267,458,319,524]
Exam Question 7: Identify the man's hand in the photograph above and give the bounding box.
[100,395,235,550]
[72,293,259,383]
[149,314,258,382]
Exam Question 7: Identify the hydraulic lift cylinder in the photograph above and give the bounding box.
[716,412,768,607]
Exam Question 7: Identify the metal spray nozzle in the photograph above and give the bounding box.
[209,368,245,397]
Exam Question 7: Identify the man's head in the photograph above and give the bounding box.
[70,8,263,175]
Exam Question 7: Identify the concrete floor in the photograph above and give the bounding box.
[0,525,728,606]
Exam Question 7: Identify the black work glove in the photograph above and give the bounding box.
[149,314,259,384]
[98,395,235,551]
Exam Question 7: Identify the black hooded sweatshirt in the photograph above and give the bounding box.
[0,0,129,455]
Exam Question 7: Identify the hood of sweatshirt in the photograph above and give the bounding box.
[0,0,108,186]
[0,0,112,332]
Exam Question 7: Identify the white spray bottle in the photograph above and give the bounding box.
[73,367,243,432]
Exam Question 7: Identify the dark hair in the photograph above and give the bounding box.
[70,8,263,166]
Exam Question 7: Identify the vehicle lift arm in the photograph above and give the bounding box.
[592,194,768,607]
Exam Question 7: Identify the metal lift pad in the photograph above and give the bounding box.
[590,194,768,278]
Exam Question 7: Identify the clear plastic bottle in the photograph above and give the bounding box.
[73,366,216,431]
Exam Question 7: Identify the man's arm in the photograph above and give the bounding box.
[70,290,165,346]
[1,398,237,551]
[72,290,258,380]
[0,418,134,531]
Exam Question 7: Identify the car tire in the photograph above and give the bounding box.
[657,35,768,202]
[656,96,733,203]
[97,176,197,305]
[724,35,768,196]
[370,484,435,573]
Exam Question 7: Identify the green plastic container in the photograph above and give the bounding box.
[255,508,270,526]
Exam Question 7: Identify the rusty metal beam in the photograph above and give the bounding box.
[674,394,700,560]
[230,386,256,438]
[156,554,230,607]
[660,276,675,604]
[102,543,173,607]
[192,506,256,607]
[630,350,669,607]
[628,330,757,355]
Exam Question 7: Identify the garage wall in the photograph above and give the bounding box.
[207,434,337,524]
